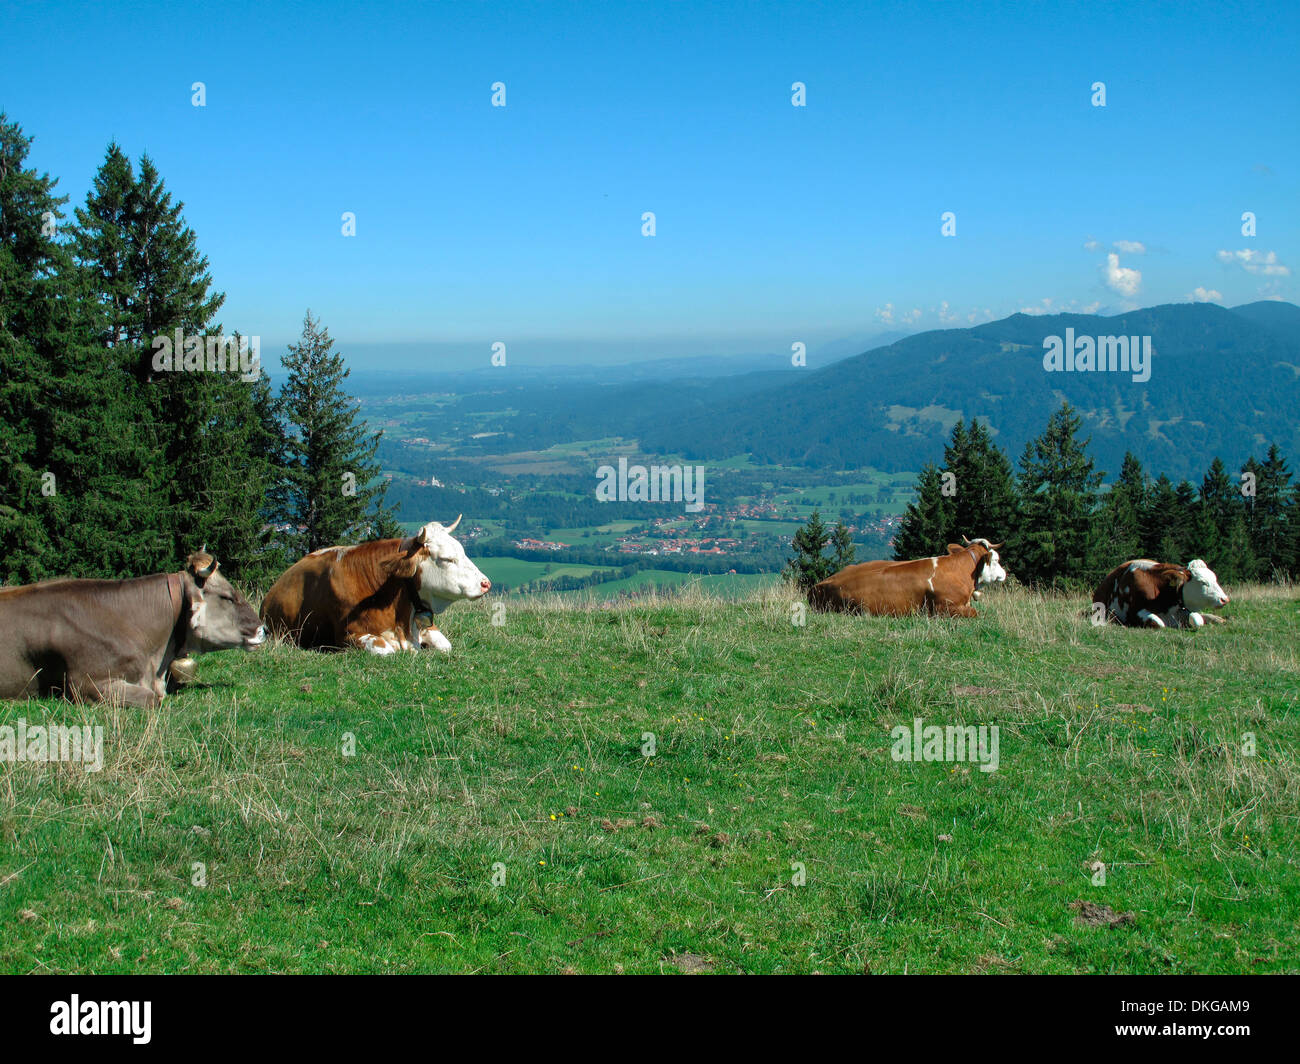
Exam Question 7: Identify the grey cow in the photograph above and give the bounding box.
[0,550,266,708]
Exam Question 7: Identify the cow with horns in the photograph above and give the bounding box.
[260,516,491,654]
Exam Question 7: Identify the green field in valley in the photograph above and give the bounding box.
[476,557,607,589]
[1,585,1296,974]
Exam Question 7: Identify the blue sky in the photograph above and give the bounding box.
[3,0,1297,367]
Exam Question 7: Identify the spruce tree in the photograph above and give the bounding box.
[1197,457,1254,581]
[944,418,1019,546]
[1016,403,1102,587]
[1097,451,1146,567]
[0,114,73,581]
[893,464,952,560]
[274,311,396,555]
[830,520,856,570]
[1140,474,1179,558]
[784,509,832,590]
[1159,480,1199,563]
[1243,446,1292,578]
[70,146,279,581]
[64,143,170,576]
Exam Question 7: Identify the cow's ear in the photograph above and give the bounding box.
[384,553,422,579]
[988,542,1003,552]
[946,544,964,554]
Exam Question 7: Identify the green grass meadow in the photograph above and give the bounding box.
[1,585,1297,973]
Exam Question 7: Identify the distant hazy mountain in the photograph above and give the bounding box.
[332,329,909,386]
[637,302,1300,482]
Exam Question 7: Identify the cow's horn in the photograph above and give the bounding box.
[189,550,217,580]
[961,534,971,545]
[446,514,462,533]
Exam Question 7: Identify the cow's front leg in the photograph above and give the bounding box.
[112,681,162,708]
[353,633,407,656]
[74,675,162,709]
[1199,612,1228,625]
[932,597,978,618]
[418,626,452,652]
[1136,609,1165,628]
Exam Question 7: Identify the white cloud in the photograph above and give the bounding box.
[937,300,959,324]
[1113,239,1147,254]
[1188,286,1222,303]
[1018,297,1055,316]
[1216,248,1290,276]
[1083,238,1102,252]
[875,303,922,326]
[1102,252,1142,298]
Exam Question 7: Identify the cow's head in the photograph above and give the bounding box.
[961,536,1007,585]
[1180,559,1229,612]
[384,515,491,608]
[181,550,267,653]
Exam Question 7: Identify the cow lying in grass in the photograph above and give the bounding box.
[0,550,265,707]
[1091,558,1230,628]
[809,537,1006,617]
[261,516,491,654]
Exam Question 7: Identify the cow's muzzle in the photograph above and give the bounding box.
[245,625,268,648]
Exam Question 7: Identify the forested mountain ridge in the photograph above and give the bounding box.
[636,302,1300,481]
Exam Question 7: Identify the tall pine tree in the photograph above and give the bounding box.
[69,146,280,581]
[273,311,397,556]
[784,509,834,590]
[1016,403,1102,587]
[1097,451,1146,566]
[893,463,953,560]
[943,418,1019,547]
[0,113,65,580]
[1243,446,1293,578]
[1197,457,1255,581]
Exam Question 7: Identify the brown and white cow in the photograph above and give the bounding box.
[847,542,996,599]
[1092,558,1230,628]
[0,550,266,708]
[808,537,1007,616]
[260,516,490,655]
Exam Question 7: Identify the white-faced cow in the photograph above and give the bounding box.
[0,550,266,708]
[260,517,490,655]
[1092,558,1230,628]
[809,537,1007,617]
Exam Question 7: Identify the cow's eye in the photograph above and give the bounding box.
[436,556,453,566]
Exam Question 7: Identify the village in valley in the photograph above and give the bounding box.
[361,394,916,597]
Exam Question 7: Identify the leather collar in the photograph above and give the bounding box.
[167,572,189,657]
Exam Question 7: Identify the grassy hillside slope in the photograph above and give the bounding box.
[2,586,1297,974]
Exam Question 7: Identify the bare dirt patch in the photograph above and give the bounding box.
[1069,900,1135,928]
[667,952,714,974]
